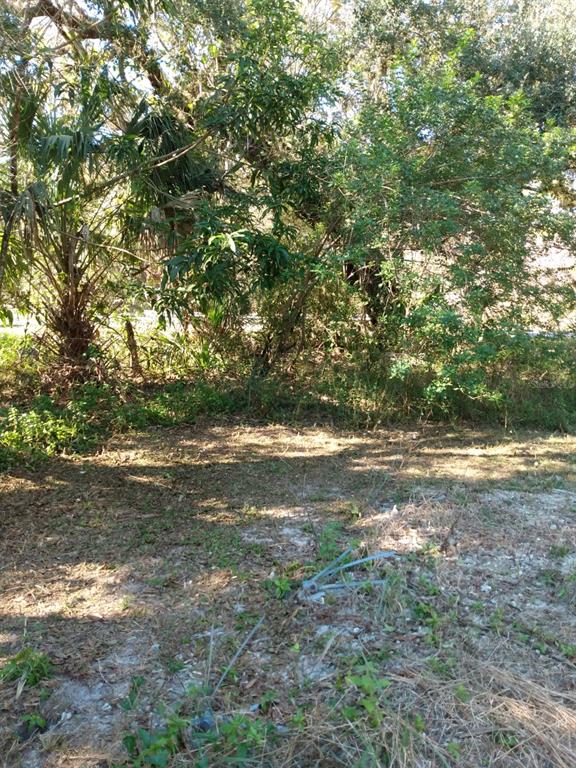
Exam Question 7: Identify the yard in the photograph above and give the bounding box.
[1,424,576,767]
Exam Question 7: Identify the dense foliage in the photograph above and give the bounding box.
[1,0,575,464]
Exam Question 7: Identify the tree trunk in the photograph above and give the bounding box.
[125,318,143,377]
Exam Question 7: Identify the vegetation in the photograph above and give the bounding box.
[0,648,52,688]
[1,6,576,763]
[0,0,575,459]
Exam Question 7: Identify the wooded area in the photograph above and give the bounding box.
[1,1,576,767]
[1,0,576,457]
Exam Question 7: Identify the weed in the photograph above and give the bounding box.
[489,607,506,635]
[509,619,575,660]
[559,642,576,659]
[257,690,279,714]
[446,741,461,758]
[372,572,406,622]
[549,544,571,559]
[166,658,186,674]
[263,575,293,599]
[291,707,307,730]
[122,712,186,767]
[413,602,442,632]
[16,712,48,743]
[120,708,273,768]
[120,676,145,711]
[234,611,261,632]
[145,575,174,589]
[558,570,576,605]
[418,542,442,568]
[411,713,426,732]
[418,575,441,596]
[493,731,519,748]
[426,655,457,679]
[341,501,362,520]
[22,713,47,729]
[344,662,391,725]
[216,714,272,761]
[308,493,331,503]
[0,647,52,688]
[317,522,345,562]
[537,568,562,587]
[454,683,471,703]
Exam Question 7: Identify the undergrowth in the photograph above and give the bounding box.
[1,329,575,471]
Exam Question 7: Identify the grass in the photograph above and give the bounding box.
[2,325,576,472]
[0,379,239,470]
[0,648,53,688]
[2,424,576,767]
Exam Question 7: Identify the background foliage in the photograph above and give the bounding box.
[1,0,575,466]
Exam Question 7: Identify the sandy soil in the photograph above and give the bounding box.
[1,424,575,767]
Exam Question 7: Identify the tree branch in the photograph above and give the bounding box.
[25,0,168,93]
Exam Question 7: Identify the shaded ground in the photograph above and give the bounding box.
[1,424,576,767]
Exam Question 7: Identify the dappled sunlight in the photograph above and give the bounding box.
[186,569,239,597]
[0,563,135,622]
[494,695,576,735]
[2,424,576,767]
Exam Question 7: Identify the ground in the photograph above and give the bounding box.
[1,423,576,767]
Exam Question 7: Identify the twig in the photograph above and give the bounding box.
[212,615,264,697]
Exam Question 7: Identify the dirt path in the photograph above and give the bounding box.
[1,425,576,767]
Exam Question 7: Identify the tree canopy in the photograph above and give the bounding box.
[1,0,575,419]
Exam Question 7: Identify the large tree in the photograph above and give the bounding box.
[0,0,339,374]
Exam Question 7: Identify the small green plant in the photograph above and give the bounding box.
[258,690,279,713]
[549,544,571,559]
[263,575,293,599]
[166,658,186,674]
[413,602,441,631]
[0,647,52,688]
[217,714,272,761]
[411,713,426,732]
[559,642,576,660]
[344,662,391,725]
[120,675,145,712]
[235,611,262,631]
[493,730,519,748]
[454,683,471,703]
[418,542,442,568]
[508,619,572,658]
[446,741,461,758]
[418,575,441,596]
[538,568,562,587]
[341,501,362,520]
[489,607,506,635]
[426,655,457,679]
[317,522,345,562]
[558,570,576,605]
[291,707,307,730]
[123,712,186,767]
[20,712,47,737]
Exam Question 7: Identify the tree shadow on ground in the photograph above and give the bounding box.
[1,423,576,767]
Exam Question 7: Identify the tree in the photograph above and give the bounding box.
[327,42,575,406]
[0,0,340,374]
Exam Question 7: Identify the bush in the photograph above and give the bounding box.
[1,321,574,474]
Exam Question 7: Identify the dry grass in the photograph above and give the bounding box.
[1,424,576,767]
